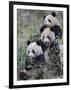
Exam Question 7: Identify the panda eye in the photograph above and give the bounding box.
[48,19,51,23]
[47,36,51,40]
[43,36,45,40]
[32,50,35,54]
[28,50,30,54]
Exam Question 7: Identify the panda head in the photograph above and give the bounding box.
[40,25,55,47]
[27,40,43,59]
[44,12,59,27]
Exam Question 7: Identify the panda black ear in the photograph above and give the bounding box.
[52,12,56,17]
[44,16,46,19]
[40,26,44,33]
[27,40,31,45]
[40,25,48,33]
[36,41,40,46]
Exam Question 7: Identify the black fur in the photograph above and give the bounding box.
[27,40,31,45]
[44,16,46,19]
[52,12,56,17]
[40,24,48,33]
[50,25,62,39]
[35,54,45,63]
[37,40,47,52]
[36,40,41,46]
[49,40,60,56]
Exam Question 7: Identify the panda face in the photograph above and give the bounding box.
[40,27,55,47]
[27,42,43,59]
[43,12,62,28]
[44,14,56,27]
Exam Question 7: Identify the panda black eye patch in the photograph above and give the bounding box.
[48,19,51,23]
[32,50,35,54]
[47,36,51,40]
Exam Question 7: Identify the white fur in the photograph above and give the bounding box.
[27,42,43,58]
[40,27,55,44]
[44,14,62,28]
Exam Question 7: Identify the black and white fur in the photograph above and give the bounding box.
[27,40,46,63]
[40,25,63,63]
[43,12,62,39]
[19,40,46,80]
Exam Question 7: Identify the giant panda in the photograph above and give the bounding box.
[39,25,56,62]
[40,24,63,63]
[43,12,62,39]
[25,40,47,79]
[19,40,46,80]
